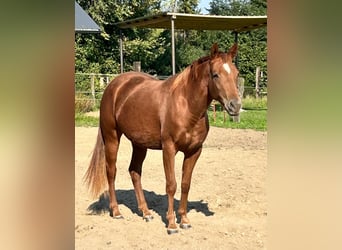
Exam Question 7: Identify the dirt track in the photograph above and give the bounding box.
[75,126,267,249]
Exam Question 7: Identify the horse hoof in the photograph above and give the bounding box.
[112,215,124,219]
[180,223,192,229]
[143,215,154,222]
[167,228,179,235]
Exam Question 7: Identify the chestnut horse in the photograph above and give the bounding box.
[85,43,241,234]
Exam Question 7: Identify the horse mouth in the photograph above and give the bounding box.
[225,105,240,116]
[227,111,239,117]
[228,112,239,117]
[223,99,241,117]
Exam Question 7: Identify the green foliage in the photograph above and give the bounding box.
[206,0,267,89]
[177,0,200,13]
[76,0,267,83]
[161,0,200,13]
[76,0,162,74]
[177,40,206,69]
[124,29,167,73]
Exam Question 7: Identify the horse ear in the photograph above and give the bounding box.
[210,43,219,58]
[228,43,238,59]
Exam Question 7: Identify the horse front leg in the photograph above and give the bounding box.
[178,147,202,229]
[162,141,178,234]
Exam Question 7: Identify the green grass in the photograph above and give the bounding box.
[241,95,267,110]
[75,113,99,127]
[208,96,267,131]
[75,96,267,131]
[208,110,267,131]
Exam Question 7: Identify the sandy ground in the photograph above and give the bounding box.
[75,125,267,250]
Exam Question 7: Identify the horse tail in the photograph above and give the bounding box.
[84,128,107,198]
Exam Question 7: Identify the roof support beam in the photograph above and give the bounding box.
[234,31,239,69]
[120,30,124,74]
[171,15,176,75]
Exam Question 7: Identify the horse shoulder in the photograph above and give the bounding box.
[168,113,209,152]
[189,114,209,145]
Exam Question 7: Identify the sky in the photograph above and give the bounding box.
[198,0,211,14]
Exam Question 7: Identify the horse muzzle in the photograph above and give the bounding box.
[225,98,241,116]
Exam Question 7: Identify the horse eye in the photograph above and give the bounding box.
[212,73,219,79]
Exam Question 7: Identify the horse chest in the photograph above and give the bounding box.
[174,130,205,153]
[173,119,208,152]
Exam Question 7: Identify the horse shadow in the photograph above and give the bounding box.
[87,189,214,226]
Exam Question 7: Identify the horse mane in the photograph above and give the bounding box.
[168,67,191,92]
[168,51,227,92]
[196,55,211,65]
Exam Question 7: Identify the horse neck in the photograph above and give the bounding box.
[178,61,212,117]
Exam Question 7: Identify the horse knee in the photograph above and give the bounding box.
[129,170,140,182]
[178,207,186,216]
[166,181,177,195]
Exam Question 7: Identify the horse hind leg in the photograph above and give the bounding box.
[104,129,123,219]
[129,144,153,221]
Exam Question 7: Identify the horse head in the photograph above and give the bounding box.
[208,43,241,116]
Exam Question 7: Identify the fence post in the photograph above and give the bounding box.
[223,108,227,123]
[238,77,245,98]
[255,66,260,98]
[90,73,95,108]
[133,61,141,72]
[212,101,216,123]
[231,77,245,123]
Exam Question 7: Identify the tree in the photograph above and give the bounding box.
[75,0,267,88]
[206,0,267,93]
[75,0,163,74]
[178,0,200,13]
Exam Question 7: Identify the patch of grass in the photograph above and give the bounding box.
[242,95,267,110]
[75,113,99,127]
[208,96,267,131]
[208,110,267,131]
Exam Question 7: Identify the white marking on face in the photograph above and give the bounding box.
[223,63,231,74]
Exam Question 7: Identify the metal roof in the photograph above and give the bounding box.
[75,2,101,33]
[115,12,267,32]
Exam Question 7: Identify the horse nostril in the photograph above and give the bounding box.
[229,99,241,112]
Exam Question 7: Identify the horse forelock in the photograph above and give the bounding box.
[191,51,230,72]
[196,55,211,65]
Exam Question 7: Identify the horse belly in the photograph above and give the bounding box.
[124,129,162,149]
[116,102,162,149]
